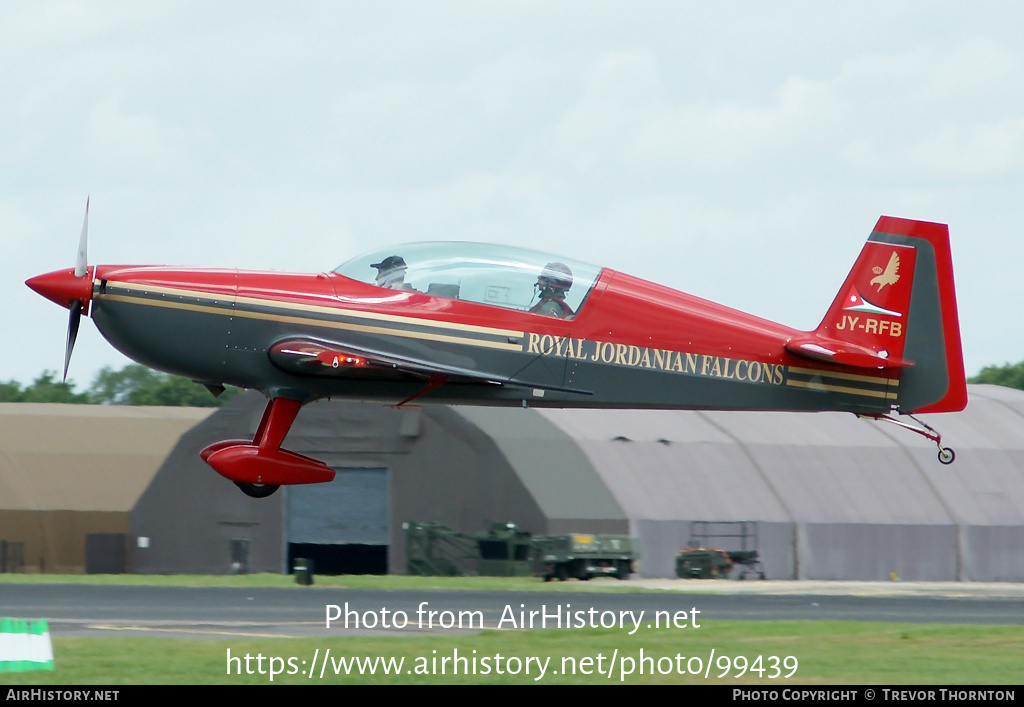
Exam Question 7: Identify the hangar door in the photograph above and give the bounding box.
[286,467,389,574]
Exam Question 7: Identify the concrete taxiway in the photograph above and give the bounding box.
[1,580,1022,639]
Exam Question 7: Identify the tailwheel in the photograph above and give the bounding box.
[862,412,956,465]
[236,482,280,498]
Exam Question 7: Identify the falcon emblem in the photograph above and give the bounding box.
[869,252,900,292]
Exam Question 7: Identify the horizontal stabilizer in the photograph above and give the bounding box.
[785,337,912,369]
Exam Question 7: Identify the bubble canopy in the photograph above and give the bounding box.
[333,242,602,317]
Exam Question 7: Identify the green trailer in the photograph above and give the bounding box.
[404,521,477,576]
[405,521,534,577]
[675,521,766,580]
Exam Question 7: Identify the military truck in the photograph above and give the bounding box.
[533,533,639,581]
[475,522,533,577]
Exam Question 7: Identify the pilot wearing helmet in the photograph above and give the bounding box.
[370,255,416,290]
[530,262,574,318]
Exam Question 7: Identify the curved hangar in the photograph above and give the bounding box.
[2,384,1022,580]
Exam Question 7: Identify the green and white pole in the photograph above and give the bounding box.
[0,618,55,672]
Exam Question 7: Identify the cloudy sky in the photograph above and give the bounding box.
[3,1,1022,389]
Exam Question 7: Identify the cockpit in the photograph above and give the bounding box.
[333,242,602,318]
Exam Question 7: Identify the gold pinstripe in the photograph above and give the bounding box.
[110,280,524,338]
[100,283,902,394]
[100,293,523,352]
[787,365,899,386]
[785,379,898,399]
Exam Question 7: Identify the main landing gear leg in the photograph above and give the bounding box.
[201,397,336,496]
[232,398,304,497]
[254,397,303,455]
[861,412,956,465]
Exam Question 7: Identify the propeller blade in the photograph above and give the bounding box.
[75,197,89,278]
[63,300,82,381]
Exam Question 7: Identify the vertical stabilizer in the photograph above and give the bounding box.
[811,217,967,413]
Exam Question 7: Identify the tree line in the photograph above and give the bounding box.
[0,365,238,407]
[1,358,1021,407]
[969,360,1024,390]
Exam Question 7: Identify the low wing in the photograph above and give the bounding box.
[268,337,591,395]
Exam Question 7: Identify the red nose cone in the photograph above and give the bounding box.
[26,268,94,310]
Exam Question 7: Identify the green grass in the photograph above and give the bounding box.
[4,622,1023,685]
[3,575,1020,684]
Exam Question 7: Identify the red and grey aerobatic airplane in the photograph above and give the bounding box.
[27,204,967,497]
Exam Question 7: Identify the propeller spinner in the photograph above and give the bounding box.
[25,198,95,380]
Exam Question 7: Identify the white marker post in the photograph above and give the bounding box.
[0,618,55,673]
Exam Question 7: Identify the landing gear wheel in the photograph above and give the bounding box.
[938,447,955,465]
[235,482,280,498]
